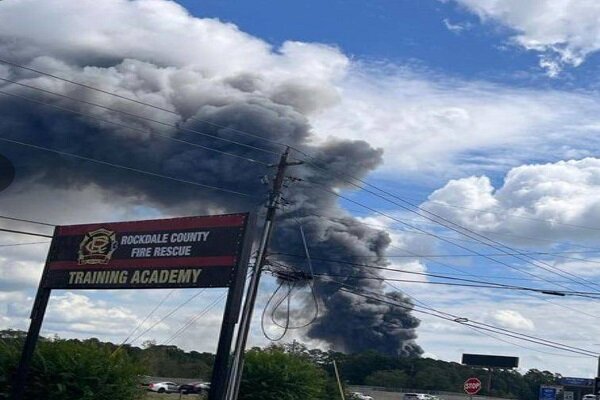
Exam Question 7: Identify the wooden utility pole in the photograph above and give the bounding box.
[333,359,346,400]
[225,147,302,400]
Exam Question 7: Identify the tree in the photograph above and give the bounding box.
[365,370,408,388]
[0,337,144,400]
[239,347,330,400]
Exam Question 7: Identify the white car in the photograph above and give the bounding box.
[147,381,179,393]
[351,392,374,400]
[404,393,431,400]
[583,395,597,400]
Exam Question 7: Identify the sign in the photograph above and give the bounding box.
[464,377,482,395]
[42,214,250,289]
[462,353,519,369]
[564,391,574,400]
[13,213,255,400]
[539,386,558,400]
[560,377,594,387]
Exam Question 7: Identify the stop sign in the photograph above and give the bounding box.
[464,377,482,395]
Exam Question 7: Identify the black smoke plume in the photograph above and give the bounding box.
[0,1,422,356]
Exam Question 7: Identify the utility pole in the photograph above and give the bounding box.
[594,357,600,397]
[225,147,301,400]
[333,359,346,400]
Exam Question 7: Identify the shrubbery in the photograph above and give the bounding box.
[239,347,337,400]
[0,337,144,400]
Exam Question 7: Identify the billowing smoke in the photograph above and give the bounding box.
[0,0,422,356]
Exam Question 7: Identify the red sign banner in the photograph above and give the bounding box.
[464,377,482,395]
[42,213,251,289]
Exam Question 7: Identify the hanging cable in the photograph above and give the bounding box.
[0,89,272,166]
[0,137,260,198]
[0,227,53,238]
[306,181,600,294]
[0,58,287,150]
[316,276,599,357]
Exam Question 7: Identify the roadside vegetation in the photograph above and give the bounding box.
[0,330,559,400]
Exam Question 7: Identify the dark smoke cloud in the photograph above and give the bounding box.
[0,0,422,356]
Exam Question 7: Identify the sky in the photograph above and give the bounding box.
[3,0,600,379]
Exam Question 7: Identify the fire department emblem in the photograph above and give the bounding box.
[78,228,118,265]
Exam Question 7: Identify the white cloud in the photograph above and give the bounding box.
[423,158,600,247]
[492,309,535,331]
[443,18,472,34]
[452,0,600,76]
[1,0,600,376]
[311,67,600,173]
[1,1,600,176]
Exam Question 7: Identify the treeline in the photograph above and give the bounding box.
[0,330,561,400]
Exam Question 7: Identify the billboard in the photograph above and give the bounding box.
[462,354,519,368]
[42,213,251,289]
[560,377,594,387]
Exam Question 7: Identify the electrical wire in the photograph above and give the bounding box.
[0,136,259,198]
[0,227,53,238]
[0,76,280,159]
[118,290,176,347]
[261,281,293,341]
[0,88,271,166]
[317,276,599,357]
[306,181,600,294]
[0,241,49,247]
[162,291,228,346]
[126,289,206,345]
[299,211,600,256]
[310,272,600,298]
[305,176,600,294]
[5,57,600,240]
[0,215,55,227]
[0,58,287,150]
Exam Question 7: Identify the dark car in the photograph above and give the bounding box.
[178,381,210,395]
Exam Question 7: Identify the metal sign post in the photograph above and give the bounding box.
[11,213,254,400]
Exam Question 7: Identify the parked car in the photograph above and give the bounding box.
[178,381,210,395]
[350,392,374,400]
[405,393,432,400]
[147,381,179,393]
[583,395,597,400]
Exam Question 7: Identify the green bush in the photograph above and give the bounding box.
[0,338,144,400]
[239,347,330,400]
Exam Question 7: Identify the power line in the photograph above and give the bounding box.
[276,255,600,298]
[0,241,49,247]
[0,76,280,159]
[305,210,600,253]
[162,291,228,346]
[307,182,597,294]
[296,151,600,293]
[0,227,53,238]
[128,289,207,346]
[318,276,598,357]
[0,58,287,150]
[276,249,600,259]
[0,215,55,227]
[118,290,176,347]
[311,272,600,299]
[0,136,259,198]
[0,88,271,166]
[4,56,600,238]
